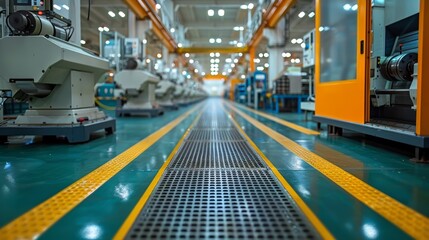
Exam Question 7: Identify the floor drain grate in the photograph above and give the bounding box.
[127,170,317,240]
[187,129,244,142]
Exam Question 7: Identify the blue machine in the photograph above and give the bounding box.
[234,84,247,103]
[245,71,267,109]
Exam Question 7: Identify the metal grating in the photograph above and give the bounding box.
[127,170,316,240]
[125,103,319,239]
[186,129,244,142]
[170,141,265,169]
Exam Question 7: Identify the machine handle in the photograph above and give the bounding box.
[360,40,364,54]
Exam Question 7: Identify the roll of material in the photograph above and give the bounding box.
[7,10,67,40]
[380,53,417,81]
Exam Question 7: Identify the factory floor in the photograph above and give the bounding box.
[1,98,429,239]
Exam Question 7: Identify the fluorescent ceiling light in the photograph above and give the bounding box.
[80,40,86,44]
[108,11,115,17]
[103,26,109,32]
[170,28,175,33]
[118,11,126,17]
[218,9,225,16]
[298,11,305,18]
[208,9,214,16]
[248,3,254,9]
[209,38,215,43]
[216,38,222,43]
[53,4,61,10]
[308,12,315,18]
[62,5,69,10]
[240,5,248,9]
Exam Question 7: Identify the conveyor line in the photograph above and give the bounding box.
[124,104,320,239]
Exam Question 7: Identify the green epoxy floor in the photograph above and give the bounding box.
[1,98,429,239]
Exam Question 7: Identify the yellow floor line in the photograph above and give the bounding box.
[226,104,429,239]
[222,106,335,240]
[114,111,203,239]
[0,103,204,240]
[226,101,320,135]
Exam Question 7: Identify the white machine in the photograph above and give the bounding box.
[172,84,185,105]
[155,79,178,110]
[0,10,115,143]
[301,29,316,116]
[114,59,163,117]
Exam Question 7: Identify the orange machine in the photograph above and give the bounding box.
[314,0,429,160]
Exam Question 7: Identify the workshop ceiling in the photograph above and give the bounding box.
[80,0,315,76]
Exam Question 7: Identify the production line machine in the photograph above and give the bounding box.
[0,9,115,143]
[114,59,164,117]
[155,78,178,110]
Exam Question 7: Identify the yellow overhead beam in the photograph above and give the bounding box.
[248,0,296,48]
[203,75,228,81]
[124,0,177,52]
[177,47,248,54]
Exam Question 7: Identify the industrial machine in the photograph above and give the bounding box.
[155,78,178,110]
[301,29,316,115]
[114,59,163,117]
[0,8,115,143]
[314,0,428,160]
[246,71,267,109]
[172,83,185,105]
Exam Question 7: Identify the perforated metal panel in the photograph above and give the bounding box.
[125,105,319,239]
[127,170,316,240]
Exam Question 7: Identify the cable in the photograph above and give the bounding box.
[87,0,91,20]
[94,98,117,111]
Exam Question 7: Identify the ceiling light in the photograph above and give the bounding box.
[239,53,243,56]
[239,26,244,31]
[291,38,297,44]
[62,5,69,10]
[215,52,220,57]
[210,52,215,57]
[225,58,231,63]
[234,59,238,63]
[291,59,295,63]
[187,75,191,79]
[308,12,315,18]
[240,5,248,9]
[178,43,183,48]
[53,4,61,10]
[103,26,109,32]
[233,26,240,31]
[228,69,232,73]
[189,59,194,64]
[80,40,86,45]
[352,4,358,11]
[295,58,301,63]
[257,66,264,71]
[143,39,147,44]
[301,43,306,48]
[237,42,243,47]
[98,27,104,32]
[105,40,110,44]
[215,59,220,63]
[259,53,263,58]
[209,38,215,43]
[222,72,227,75]
[216,38,222,43]
[298,11,305,18]
[264,63,269,68]
[182,71,187,75]
[343,4,351,11]
[208,9,214,16]
[157,53,162,58]
[241,74,246,79]
[156,4,161,10]
[297,38,303,44]
[319,26,325,32]
[194,69,198,73]
[218,9,225,16]
[210,59,215,63]
[264,53,269,58]
[108,11,116,17]
[147,59,151,63]
[231,63,235,67]
[202,72,206,76]
[248,3,254,9]
[253,58,260,63]
[170,28,175,33]
[118,11,126,17]
[285,52,291,57]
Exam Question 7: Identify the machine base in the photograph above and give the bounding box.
[116,108,164,117]
[160,104,179,110]
[313,115,429,161]
[0,117,116,144]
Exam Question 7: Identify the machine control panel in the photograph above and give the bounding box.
[303,29,315,68]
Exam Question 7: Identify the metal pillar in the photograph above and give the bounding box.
[69,0,81,45]
[263,18,285,89]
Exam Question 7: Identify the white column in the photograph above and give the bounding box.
[68,0,81,45]
[128,10,136,38]
[136,20,151,58]
[263,18,285,89]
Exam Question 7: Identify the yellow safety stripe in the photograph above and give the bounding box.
[223,106,334,240]
[114,111,203,239]
[0,103,203,240]
[94,98,117,111]
[227,104,429,239]
[226,101,320,135]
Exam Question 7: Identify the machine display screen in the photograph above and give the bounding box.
[14,0,32,5]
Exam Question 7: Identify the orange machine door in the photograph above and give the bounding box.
[315,0,369,124]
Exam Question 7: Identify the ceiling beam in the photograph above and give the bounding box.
[177,47,248,54]
[81,0,126,7]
